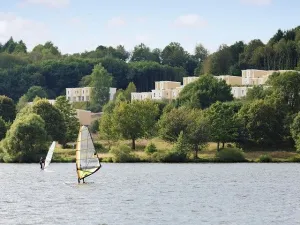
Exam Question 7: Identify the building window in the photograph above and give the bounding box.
[68,97,70,100]
[83,90,84,94]
[86,96,89,101]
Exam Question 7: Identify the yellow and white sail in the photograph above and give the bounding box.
[76,126,101,181]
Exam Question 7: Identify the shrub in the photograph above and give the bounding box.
[109,144,138,163]
[215,148,246,162]
[144,142,157,155]
[151,149,186,163]
[258,154,272,162]
[289,155,300,162]
[90,119,99,133]
[94,142,106,153]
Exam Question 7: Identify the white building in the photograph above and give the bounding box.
[215,75,242,86]
[131,92,152,101]
[231,86,253,99]
[183,76,199,86]
[66,87,116,103]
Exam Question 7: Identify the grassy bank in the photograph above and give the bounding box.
[52,137,300,163]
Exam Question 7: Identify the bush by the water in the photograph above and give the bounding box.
[258,154,272,162]
[215,148,246,162]
[109,144,139,162]
[144,142,157,155]
[94,142,106,153]
[151,149,187,163]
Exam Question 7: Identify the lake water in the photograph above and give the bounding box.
[1,163,300,225]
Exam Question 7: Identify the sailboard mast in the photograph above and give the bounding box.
[44,141,56,168]
[76,125,101,183]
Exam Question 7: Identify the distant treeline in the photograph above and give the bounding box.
[1,25,300,101]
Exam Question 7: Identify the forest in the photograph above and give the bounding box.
[1,26,300,102]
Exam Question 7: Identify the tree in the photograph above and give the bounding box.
[25,86,48,101]
[54,96,79,146]
[99,112,117,149]
[267,71,300,113]
[205,101,239,151]
[14,40,27,53]
[90,64,113,112]
[178,74,233,109]
[32,99,66,143]
[161,42,188,68]
[291,112,300,151]
[158,107,190,142]
[245,85,269,101]
[0,117,7,140]
[130,43,160,62]
[2,113,48,162]
[194,43,209,62]
[185,109,210,158]
[0,95,16,122]
[237,99,284,147]
[123,82,136,101]
[112,100,159,149]
[16,95,29,112]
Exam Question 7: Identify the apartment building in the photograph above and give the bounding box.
[215,75,242,86]
[131,92,152,101]
[183,76,199,86]
[66,87,117,103]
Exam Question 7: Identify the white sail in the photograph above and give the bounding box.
[45,141,56,168]
[76,126,101,180]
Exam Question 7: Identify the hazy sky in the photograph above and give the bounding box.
[1,0,299,54]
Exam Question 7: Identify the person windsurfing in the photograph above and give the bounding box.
[40,157,45,170]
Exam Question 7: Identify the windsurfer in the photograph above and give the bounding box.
[40,157,45,169]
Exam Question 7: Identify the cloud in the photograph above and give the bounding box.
[240,0,272,5]
[0,12,51,50]
[19,0,70,8]
[174,14,207,28]
[107,17,126,27]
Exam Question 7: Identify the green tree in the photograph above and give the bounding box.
[130,43,160,62]
[112,100,159,149]
[123,82,137,101]
[0,95,16,122]
[16,95,29,112]
[0,117,7,140]
[54,96,79,146]
[99,112,117,149]
[90,64,113,112]
[267,71,300,113]
[158,107,190,142]
[237,99,284,147]
[32,99,66,143]
[291,112,300,151]
[2,113,48,162]
[245,85,268,101]
[194,43,209,62]
[185,109,210,158]
[205,101,239,151]
[25,86,48,101]
[178,74,233,109]
[161,42,188,68]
